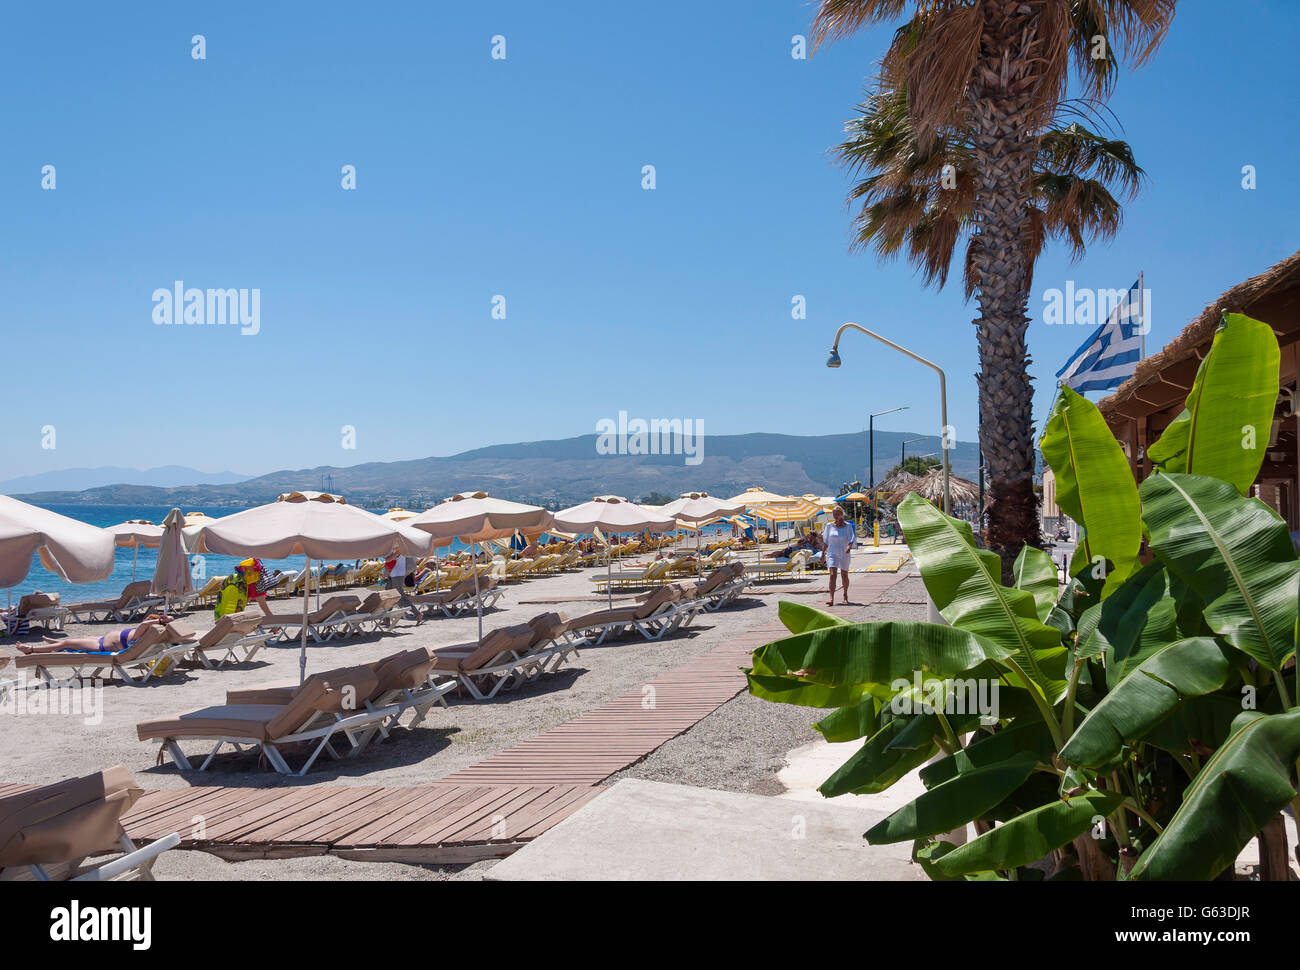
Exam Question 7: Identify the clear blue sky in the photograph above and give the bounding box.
[2,1,1297,481]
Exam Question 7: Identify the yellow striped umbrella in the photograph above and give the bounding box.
[749,500,822,524]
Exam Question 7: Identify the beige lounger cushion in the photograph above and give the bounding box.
[140,667,380,742]
[371,648,435,692]
[355,590,400,614]
[579,584,680,627]
[196,609,265,648]
[525,612,569,646]
[17,592,60,615]
[0,765,141,868]
[65,580,153,613]
[263,595,362,625]
[430,625,534,673]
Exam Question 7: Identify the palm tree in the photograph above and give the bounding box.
[812,0,1174,573]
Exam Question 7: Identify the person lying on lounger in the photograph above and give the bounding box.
[16,614,172,655]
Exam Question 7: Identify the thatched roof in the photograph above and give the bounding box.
[870,469,920,497]
[887,468,981,506]
[1099,249,1300,419]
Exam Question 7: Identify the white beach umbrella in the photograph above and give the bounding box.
[727,486,801,508]
[181,512,222,554]
[407,492,555,640]
[0,496,116,620]
[554,496,676,608]
[188,491,432,683]
[150,508,192,614]
[654,492,744,575]
[107,519,165,581]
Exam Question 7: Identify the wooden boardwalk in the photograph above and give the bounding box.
[117,782,603,863]
[440,574,902,786]
[3,575,904,866]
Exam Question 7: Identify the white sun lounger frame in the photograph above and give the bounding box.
[154,703,406,776]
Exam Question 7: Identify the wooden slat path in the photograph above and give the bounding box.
[3,574,904,866]
[111,782,603,863]
[439,574,902,786]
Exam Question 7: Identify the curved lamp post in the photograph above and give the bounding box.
[827,323,951,516]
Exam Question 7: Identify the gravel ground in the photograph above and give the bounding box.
[610,577,929,795]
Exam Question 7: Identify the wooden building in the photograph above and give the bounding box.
[1098,250,1300,527]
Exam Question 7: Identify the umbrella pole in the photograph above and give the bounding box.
[472,540,483,641]
[606,539,613,610]
[300,555,310,686]
[131,545,138,582]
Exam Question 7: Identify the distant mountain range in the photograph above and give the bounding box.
[9,431,982,508]
[0,465,249,495]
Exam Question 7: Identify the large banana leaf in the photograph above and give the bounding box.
[1141,473,1300,671]
[814,698,882,742]
[1129,709,1300,880]
[1039,386,1141,594]
[749,621,1012,687]
[935,791,1125,876]
[820,718,936,796]
[778,600,849,635]
[920,720,1057,788]
[745,670,868,709]
[1146,313,1280,495]
[1013,545,1060,622]
[898,495,1070,703]
[1074,560,1179,667]
[1059,637,1233,769]
[865,753,1040,844]
[1143,693,1255,758]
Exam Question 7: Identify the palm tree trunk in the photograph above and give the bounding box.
[967,0,1045,578]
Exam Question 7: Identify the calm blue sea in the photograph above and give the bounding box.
[7,504,732,605]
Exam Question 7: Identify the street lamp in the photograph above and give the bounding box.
[827,323,951,516]
[869,406,909,492]
[901,436,928,472]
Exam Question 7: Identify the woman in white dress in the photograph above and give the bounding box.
[822,506,857,606]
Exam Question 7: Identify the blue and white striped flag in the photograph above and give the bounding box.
[1056,278,1144,393]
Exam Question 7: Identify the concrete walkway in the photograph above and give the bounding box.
[487,778,925,881]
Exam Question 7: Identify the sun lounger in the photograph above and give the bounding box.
[340,590,406,635]
[168,575,224,613]
[408,576,502,621]
[745,549,812,582]
[428,622,556,700]
[181,609,275,668]
[684,562,749,611]
[226,648,456,740]
[138,664,394,775]
[64,581,164,624]
[259,594,363,643]
[592,559,672,591]
[15,620,199,686]
[0,766,181,881]
[11,592,69,632]
[569,585,699,645]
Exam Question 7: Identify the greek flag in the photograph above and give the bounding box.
[1056,278,1144,393]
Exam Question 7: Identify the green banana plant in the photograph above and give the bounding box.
[1146,312,1280,495]
[744,312,1299,880]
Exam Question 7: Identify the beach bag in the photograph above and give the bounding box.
[253,559,277,593]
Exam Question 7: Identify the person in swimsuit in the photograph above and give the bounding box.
[16,614,171,655]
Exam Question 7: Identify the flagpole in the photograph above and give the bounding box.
[1138,271,1146,360]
